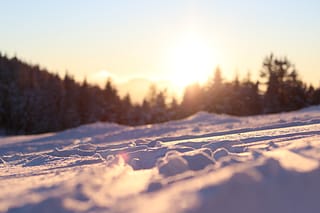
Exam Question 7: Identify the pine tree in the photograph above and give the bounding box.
[181,83,204,116]
[205,67,225,113]
[102,78,121,122]
[260,54,307,113]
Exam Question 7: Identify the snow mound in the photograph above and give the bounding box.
[181,111,240,125]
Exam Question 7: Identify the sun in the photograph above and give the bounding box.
[166,33,216,90]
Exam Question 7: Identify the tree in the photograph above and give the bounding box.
[119,94,134,125]
[181,83,204,116]
[101,78,121,122]
[260,54,307,113]
[205,67,226,113]
[62,74,81,129]
[168,97,181,120]
[145,85,169,123]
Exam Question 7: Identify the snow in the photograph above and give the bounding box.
[0,106,320,213]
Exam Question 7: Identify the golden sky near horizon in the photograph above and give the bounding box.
[1,1,320,101]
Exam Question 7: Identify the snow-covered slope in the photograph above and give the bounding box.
[1,106,320,213]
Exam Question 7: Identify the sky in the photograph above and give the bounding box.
[1,0,320,100]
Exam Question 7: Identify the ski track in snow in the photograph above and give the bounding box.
[0,106,320,213]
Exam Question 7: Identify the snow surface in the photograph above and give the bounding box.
[1,106,320,213]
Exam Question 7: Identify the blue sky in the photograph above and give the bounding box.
[1,0,320,90]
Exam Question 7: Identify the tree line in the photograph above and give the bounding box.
[181,54,320,116]
[0,53,319,134]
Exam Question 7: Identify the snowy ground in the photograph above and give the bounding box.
[1,106,320,213]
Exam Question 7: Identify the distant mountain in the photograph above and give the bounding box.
[117,78,178,103]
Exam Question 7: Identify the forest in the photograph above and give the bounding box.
[0,53,319,134]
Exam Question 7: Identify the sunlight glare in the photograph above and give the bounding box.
[167,33,216,90]
[87,69,117,86]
